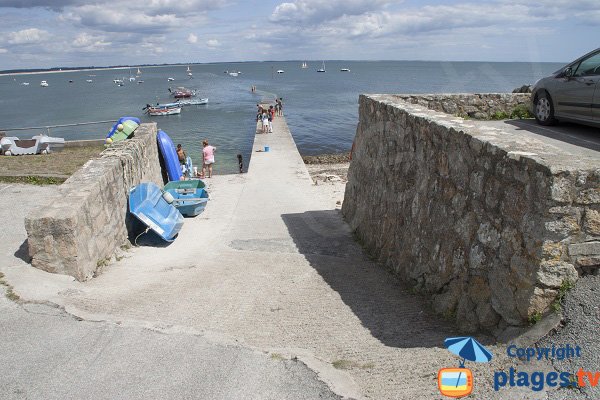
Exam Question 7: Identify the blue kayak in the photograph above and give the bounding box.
[157,129,182,181]
[164,179,208,217]
[129,182,184,242]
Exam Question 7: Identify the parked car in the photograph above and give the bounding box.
[531,48,600,128]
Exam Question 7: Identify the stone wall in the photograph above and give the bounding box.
[394,93,530,120]
[342,94,600,333]
[25,123,163,281]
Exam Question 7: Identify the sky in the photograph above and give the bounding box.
[0,0,598,70]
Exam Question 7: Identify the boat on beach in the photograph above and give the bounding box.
[1,135,64,156]
[129,182,184,242]
[164,179,209,217]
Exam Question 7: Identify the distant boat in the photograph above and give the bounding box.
[40,80,49,87]
[86,79,93,83]
[113,78,124,84]
[177,98,208,106]
[301,62,308,69]
[21,82,30,86]
[137,80,144,84]
[68,80,73,83]
[128,68,135,81]
[187,65,193,77]
[146,103,181,117]
[136,67,142,75]
[228,72,238,77]
[317,61,326,72]
[340,68,350,72]
[276,69,284,74]
[168,77,175,81]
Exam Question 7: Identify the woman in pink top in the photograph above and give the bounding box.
[201,140,216,178]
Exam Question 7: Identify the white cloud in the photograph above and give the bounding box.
[270,0,393,24]
[0,48,7,53]
[206,39,220,48]
[187,33,198,44]
[7,28,50,44]
[71,32,111,51]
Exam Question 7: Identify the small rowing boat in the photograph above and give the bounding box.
[164,179,209,217]
[146,106,181,116]
[129,182,184,242]
[177,98,208,106]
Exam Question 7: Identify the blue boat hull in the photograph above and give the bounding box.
[164,179,208,217]
[129,182,184,241]
[157,129,182,182]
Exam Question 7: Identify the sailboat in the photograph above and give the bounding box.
[187,65,193,77]
[128,68,135,81]
[317,61,326,72]
[136,67,142,77]
[301,61,308,69]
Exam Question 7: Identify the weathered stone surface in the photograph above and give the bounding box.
[569,241,600,256]
[25,123,162,281]
[343,94,600,332]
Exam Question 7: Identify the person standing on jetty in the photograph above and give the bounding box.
[276,98,283,116]
[261,110,269,133]
[201,140,216,178]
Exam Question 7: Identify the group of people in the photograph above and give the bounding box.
[177,140,216,179]
[256,98,284,134]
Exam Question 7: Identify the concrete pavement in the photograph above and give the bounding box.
[2,113,588,399]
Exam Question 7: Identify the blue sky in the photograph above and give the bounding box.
[0,0,598,69]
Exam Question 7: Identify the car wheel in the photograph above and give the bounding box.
[534,92,557,126]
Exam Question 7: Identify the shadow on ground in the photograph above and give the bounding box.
[13,240,31,263]
[282,210,458,349]
[504,119,600,152]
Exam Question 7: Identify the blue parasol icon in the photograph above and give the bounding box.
[444,336,493,367]
[444,336,493,390]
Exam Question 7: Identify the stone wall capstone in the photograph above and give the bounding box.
[25,123,163,281]
[342,94,600,334]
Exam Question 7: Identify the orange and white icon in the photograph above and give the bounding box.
[438,368,473,398]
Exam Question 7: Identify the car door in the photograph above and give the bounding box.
[553,50,600,122]
[594,79,600,121]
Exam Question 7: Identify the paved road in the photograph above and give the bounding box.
[476,119,600,155]
[0,294,340,400]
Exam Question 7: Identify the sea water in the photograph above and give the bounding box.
[0,61,564,173]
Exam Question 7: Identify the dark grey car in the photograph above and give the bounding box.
[531,48,600,128]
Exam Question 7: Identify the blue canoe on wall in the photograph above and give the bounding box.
[129,182,184,242]
[157,129,182,182]
[164,179,209,217]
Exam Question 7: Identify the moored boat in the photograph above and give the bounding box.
[164,179,209,217]
[1,135,64,156]
[146,106,181,116]
[129,182,184,242]
[177,98,208,106]
[40,80,49,87]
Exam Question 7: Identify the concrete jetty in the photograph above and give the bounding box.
[1,111,560,399]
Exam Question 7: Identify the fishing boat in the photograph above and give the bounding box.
[317,61,326,72]
[40,80,49,87]
[177,98,208,106]
[129,182,184,242]
[301,62,308,69]
[146,106,181,116]
[164,179,209,217]
[170,86,196,98]
[1,135,64,156]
